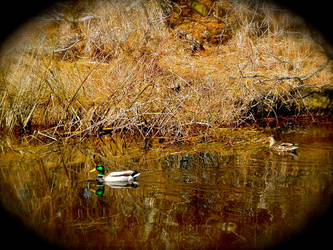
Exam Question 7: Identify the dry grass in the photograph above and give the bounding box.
[0,0,332,143]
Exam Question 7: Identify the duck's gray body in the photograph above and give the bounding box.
[97,170,140,183]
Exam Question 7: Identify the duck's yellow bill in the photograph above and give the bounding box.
[89,168,96,173]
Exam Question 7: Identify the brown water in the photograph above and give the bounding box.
[0,123,333,249]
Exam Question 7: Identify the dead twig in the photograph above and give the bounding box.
[53,39,82,53]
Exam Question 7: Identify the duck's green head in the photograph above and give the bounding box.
[89,164,105,175]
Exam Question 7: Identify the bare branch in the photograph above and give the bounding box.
[53,39,82,53]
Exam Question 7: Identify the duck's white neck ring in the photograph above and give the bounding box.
[97,174,104,183]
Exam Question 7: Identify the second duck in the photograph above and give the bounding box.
[268,136,298,152]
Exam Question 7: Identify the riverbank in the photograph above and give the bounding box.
[0,0,332,145]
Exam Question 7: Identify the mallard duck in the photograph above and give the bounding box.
[89,164,140,183]
[268,136,298,152]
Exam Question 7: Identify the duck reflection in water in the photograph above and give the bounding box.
[84,181,139,198]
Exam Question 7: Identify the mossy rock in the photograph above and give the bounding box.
[301,87,333,112]
[190,1,208,16]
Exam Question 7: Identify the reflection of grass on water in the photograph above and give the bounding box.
[0,0,332,144]
[0,129,332,249]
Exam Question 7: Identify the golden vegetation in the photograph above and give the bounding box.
[0,0,332,143]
